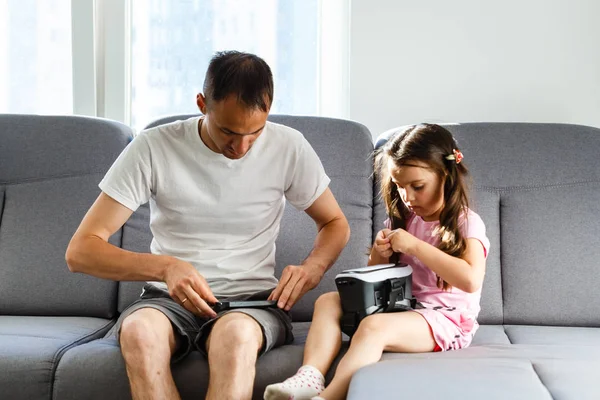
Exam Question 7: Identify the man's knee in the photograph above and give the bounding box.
[119,308,176,358]
[207,313,263,354]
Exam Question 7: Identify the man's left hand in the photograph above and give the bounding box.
[268,264,324,311]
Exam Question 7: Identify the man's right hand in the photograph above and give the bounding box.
[163,258,219,318]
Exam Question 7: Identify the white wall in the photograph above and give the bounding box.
[350,0,600,138]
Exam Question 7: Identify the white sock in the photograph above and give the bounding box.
[264,365,325,400]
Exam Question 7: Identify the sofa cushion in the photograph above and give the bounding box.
[373,188,503,326]
[236,115,375,322]
[349,325,600,399]
[504,325,600,346]
[118,203,152,312]
[470,324,511,346]
[501,185,600,326]
[347,358,554,400]
[0,176,121,317]
[373,122,600,328]
[533,360,600,400]
[0,316,113,400]
[0,115,132,181]
[53,321,348,400]
[445,123,600,327]
[0,187,4,222]
[119,115,376,322]
[54,337,304,400]
[373,126,504,325]
[430,123,600,188]
[0,114,133,318]
[469,190,502,324]
[378,325,600,361]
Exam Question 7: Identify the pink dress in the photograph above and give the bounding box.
[387,209,490,351]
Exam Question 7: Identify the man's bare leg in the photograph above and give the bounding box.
[119,308,180,400]
[205,313,263,400]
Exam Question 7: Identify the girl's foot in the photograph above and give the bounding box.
[264,365,325,400]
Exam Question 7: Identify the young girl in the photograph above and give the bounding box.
[264,124,490,400]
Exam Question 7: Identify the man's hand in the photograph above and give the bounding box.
[163,258,219,318]
[268,264,324,311]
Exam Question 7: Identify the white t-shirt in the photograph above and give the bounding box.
[99,116,330,296]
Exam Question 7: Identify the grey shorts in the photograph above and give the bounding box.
[106,284,294,363]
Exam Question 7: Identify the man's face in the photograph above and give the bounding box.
[201,95,269,160]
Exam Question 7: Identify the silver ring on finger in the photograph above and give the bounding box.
[181,298,188,304]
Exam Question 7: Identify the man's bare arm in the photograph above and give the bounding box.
[300,188,350,275]
[268,188,350,310]
[65,192,217,317]
[65,192,171,281]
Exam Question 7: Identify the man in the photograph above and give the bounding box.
[65,50,350,400]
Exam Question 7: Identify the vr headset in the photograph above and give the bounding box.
[335,263,415,337]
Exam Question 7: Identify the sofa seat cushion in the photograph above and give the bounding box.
[532,360,600,400]
[54,336,306,400]
[0,316,114,400]
[348,358,554,400]
[504,325,600,346]
[54,320,351,400]
[348,325,600,399]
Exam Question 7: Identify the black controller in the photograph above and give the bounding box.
[211,300,278,313]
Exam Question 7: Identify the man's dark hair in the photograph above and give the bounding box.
[203,51,274,112]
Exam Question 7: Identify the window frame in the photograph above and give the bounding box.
[70,0,349,126]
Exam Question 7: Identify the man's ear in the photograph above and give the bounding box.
[196,93,208,115]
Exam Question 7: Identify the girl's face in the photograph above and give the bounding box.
[388,158,445,222]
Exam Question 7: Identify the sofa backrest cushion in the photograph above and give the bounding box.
[375,123,600,327]
[0,115,132,318]
[118,114,375,322]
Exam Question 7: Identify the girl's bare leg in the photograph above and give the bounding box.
[264,292,344,400]
[318,311,435,400]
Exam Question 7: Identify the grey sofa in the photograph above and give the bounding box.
[1,114,599,400]
[351,123,600,400]
[0,113,373,400]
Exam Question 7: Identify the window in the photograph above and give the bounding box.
[0,0,72,114]
[0,0,349,129]
[130,0,318,130]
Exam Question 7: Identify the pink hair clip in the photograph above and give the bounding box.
[445,149,464,164]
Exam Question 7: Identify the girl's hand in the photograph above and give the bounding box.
[388,228,420,255]
[374,228,394,258]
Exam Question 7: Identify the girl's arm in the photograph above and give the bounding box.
[389,229,486,293]
[367,229,393,266]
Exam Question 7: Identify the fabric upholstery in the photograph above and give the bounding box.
[4,116,600,400]
[125,114,376,321]
[54,321,349,400]
[350,325,600,399]
[117,202,151,312]
[0,316,113,400]
[348,358,554,400]
[351,122,600,399]
[374,122,600,328]
[0,115,133,317]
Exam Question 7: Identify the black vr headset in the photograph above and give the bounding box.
[335,263,416,337]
